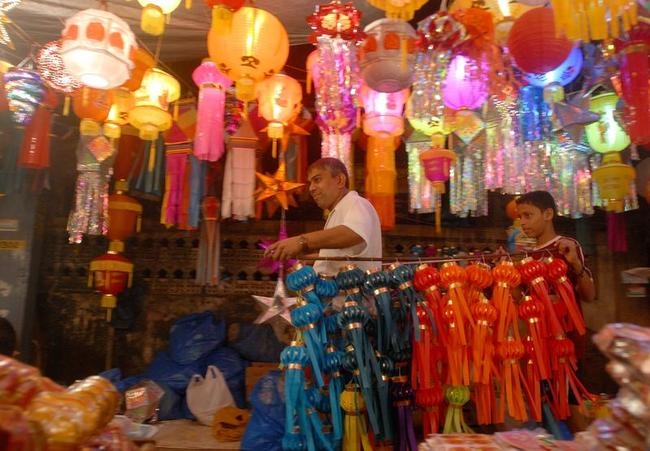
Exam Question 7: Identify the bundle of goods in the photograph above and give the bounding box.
[582,323,650,450]
[0,355,134,450]
[258,255,594,450]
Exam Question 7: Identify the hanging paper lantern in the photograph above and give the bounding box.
[360,84,408,138]
[88,242,133,321]
[550,0,638,42]
[442,54,489,111]
[207,6,289,102]
[128,68,181,141]
[406,94,455,137]
[366,0,427,20]
[359,18,417,93]
[524,45,583,88]
[593,153,636,212]
[307,0,364,41]
[507,7,574,74]
[617,41,650,145]
[192,59,232,161]
[205,0,245,33]
[256,73,303,142]
[35,40,82,95]
[585,92,630,154]
[72,87,113,134]
[419,134,456,233]
[137,0,182,36]
[3,68,45,126]
[60,9,137,89]
[121,47,156,92]
[365,135,399,230]
[18,89,59,169]
[107,179,142,243]
[103,88,134,139]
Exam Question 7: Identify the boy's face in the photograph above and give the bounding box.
[516,202,553,239]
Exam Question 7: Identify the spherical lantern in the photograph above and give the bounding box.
[88,243,133,321]
[72,87,112,134]
[207,6,289,102]
[359,18,417,93]
[584,92,630,154]
[524,45,583,88]
[507,7,574,74]
[256,73,302,157]
[60,9,137,89]
[137,0,182,36]
[192,59,232,161]
[205,0,245,33]
[442,54,489,110]
[128,68,180,141]
[104,88,135,139]
[360,84,409,137]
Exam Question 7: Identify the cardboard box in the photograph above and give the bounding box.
[621,267,650,299]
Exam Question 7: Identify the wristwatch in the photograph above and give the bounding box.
[298,235,309,253]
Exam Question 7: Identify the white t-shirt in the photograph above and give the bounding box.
[313,190,383,276]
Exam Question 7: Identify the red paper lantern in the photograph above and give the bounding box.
[507,7,574,74]
[88,244,133,320]
[618,41,650,145]
[18,89,59,169]
[107,180,142,243]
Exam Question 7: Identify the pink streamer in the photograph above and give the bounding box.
[194,87,227,162]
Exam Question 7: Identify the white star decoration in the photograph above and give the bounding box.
[252,277,297,325]
[0,1,21,50]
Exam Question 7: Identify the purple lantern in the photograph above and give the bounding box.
[192,59,232,162]
[360,83,409,137]
[442,54,488,111]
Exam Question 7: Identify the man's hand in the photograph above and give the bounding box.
[264,236,304,261]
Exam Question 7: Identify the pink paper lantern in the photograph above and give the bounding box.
[360,84,409,137]
[192,60,233,162]
[442,54,488,110]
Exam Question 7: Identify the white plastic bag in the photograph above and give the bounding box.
[186,365,235,425]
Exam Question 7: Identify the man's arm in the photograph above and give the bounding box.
[264,225,363,261]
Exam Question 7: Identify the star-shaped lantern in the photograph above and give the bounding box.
[0,1,20,50]
[255,161,305,217]
[252,277,297,325]
[553,91,601,143]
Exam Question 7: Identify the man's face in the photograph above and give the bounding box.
[308,167,343,210]
[516,203,550,239]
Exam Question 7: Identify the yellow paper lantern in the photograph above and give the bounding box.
[104,88,135,139]
[207,6,289,102]
[592,152,636,212]
[585,92,630,154]
[256,74,303,141]
[128,68,180,141]
[137,0,183,36]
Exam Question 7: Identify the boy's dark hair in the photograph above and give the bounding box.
[515,190,558,217]
[308,157,350,188]
[0,317,16,356]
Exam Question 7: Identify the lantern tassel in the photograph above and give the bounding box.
[63,95,71,116]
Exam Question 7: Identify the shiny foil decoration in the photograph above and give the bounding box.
[35,40,82,94]
[3,68,45,125]
[449,136,488,218]
[405,137,435,214]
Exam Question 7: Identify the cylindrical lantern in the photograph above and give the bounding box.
[60,9,137,89]
[137,0,182,36]
[18,89,59,169]
[360,84,409,137]
[205,0,245,33]
[192,60,232,161]
[442,54,489,110]
[585,92,630,154]
[507,7,574,74]
[207,6,289,102]
[121,47,156,92]
[107,179,142,243]
[524,45,583,87]
[365,135,398,230]
[3,68,45,126]
[618,41,650,145]
[113,125,144,180]
[72,87,113,134]
[419,134,456,233]
[550,0,638,42]
[104,88,134,139]
[359,18,417,93]
[256,73,303,141]
[128,68,181,141]
[88,242,133,321]
[593,152,636,212]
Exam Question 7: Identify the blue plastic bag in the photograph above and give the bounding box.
[201,346,248,408]
[229,323,285,362]
[143,351,206,394]
[168,311,226,365]
[241,370,285,451]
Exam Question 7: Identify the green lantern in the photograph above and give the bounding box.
[585,92,630,154]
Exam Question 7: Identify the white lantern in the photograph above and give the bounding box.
[60,9,136,90]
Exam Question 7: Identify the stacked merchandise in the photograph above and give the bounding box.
[0,355,134,450]
[581,323,650,450]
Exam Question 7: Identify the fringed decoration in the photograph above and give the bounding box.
[518,295,551,381]
[491,260,521,343]
[161,149,188,227]
[549,336,593,421]
[375,352,395,444]
[441,298,470,387]
[439,262,473,346]
[281,343,313,451]
[195,196,221,286]
[390,263,422,342]
[134,136,165,199]
[518,257,565,339]
[413,264,447,347]
[363,267,395,355]
[523,336,543,422]
[470,295,497,385]
[465,262,493,305]
[442,385,473,434]
[391,376,417,451]
[340,384,373,451]
[415,385,443,437]
[324,345,344,449]
[495,337,529,424]
[545,256,586,335]
[291,299,326,389]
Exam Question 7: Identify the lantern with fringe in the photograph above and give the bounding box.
[18,89,59,169]
[592,153,636,213]
[550,0,638,42]
[104,88,134,139]
[359,18,417,93]
[420,134,456,233]
[60,9,137,89]
[365,135,399,230]
[137,0,182,36]
[207,6,289,102]
[89,241,133,321]
[617,40,650,145]
[360,84,408,137]
[72,87,112,135]
[129,68,181,141]
[256,73,303,158]
[192,59,232,161]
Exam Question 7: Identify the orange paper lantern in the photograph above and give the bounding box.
[107,180,142,243]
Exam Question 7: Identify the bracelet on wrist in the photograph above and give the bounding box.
[298,235,309,253]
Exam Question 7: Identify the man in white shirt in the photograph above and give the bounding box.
[264,157,382,275]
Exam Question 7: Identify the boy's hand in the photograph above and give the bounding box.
[557,238,581,271]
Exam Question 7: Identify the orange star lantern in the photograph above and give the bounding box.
[255,162,305,218]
